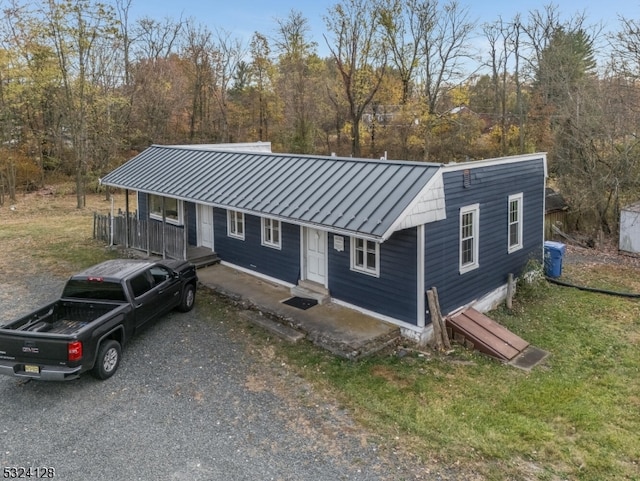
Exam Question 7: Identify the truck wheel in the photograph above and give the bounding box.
[178,284,196,312]
[92,340,121,380]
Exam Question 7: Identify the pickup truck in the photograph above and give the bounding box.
[0,258,198,381]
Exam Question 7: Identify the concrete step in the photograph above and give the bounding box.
[191,254,220,269]
[239,310,306,343]
[290,280,330,304]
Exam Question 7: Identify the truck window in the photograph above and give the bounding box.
[129,272,154,298]
[62,280,127,301]
[150,265,172,284]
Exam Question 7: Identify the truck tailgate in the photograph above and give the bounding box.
[0,331,73,367]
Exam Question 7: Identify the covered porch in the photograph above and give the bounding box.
[93,204,219,268]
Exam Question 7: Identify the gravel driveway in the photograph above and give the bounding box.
[0,276,462,481]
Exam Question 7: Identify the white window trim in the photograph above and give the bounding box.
[227,210,245,240]
[149,195,183,225]
[508,193,524,253]
[350,237,380,277]
[261,217,282,249]
[459,203,480,274]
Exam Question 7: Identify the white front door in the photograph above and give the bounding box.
[305,228,326,285]
[198,204,214,250]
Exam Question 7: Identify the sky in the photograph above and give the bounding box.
[127,0,638,57]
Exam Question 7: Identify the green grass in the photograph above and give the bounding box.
[3,192,639,480]
[0,192,119,276]
[266,271,640,480]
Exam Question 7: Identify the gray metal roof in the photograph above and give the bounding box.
[100,145,445,240]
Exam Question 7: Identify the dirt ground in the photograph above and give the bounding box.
[563,238,640,268]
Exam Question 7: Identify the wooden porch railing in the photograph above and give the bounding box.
[93,212,186,260]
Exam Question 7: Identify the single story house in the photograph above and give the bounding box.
[100,144,547,342]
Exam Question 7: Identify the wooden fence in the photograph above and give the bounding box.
[93,212,186,259]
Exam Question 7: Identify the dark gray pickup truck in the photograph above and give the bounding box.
[0,259,198,381]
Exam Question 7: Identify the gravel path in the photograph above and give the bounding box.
[0,274,466,481]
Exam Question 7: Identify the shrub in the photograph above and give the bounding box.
[516,258,548,301]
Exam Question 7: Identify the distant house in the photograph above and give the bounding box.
[100,144,547,343]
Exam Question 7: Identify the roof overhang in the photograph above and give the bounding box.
[118,187,390,243]
[380,171,446,240]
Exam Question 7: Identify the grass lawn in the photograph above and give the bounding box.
[1,191,639,480]
[0,188,123,277]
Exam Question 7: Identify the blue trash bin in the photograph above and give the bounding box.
[544,241,566,278]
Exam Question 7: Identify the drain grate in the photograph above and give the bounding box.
[509,346,550,371]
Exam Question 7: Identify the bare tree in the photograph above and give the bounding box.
[43,0,120,208]
[379,0,430,105]
[184,20,214,142]
[114,0,133,85]
[211,29,246,142]
[273,10,319,153]
[482,17,519,155]
[419,0,476,115]
[324,0,387,157]
[128,16,185,145]
[377,0,431,159]
[132,16,182,63]
[249,32,273,142]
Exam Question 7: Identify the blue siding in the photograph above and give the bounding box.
[425,159,545,320]
[213,208,301,284]
[329,228,418,324]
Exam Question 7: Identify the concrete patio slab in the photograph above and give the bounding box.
[196,263,400,359]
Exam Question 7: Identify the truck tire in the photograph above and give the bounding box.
[177,284,196,312]
[92,340,122,380]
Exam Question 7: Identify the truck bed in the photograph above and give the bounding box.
[23,319,89,335]
[5,300,123,336]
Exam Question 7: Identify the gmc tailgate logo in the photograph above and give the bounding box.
[22,346,39,354]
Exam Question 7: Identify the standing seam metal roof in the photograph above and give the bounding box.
[100,145,443,240]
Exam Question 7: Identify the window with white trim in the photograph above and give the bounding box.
[149,195,182,225]
[261,217,281,248]
[227,210,245,240]
[459,204,479,273]
[351,237,380,276]
[508,193,523,253]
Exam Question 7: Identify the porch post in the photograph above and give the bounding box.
[125,189,130,249]
[183,203,188,260]
[146,193,151,256]
[161,196,167,259]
